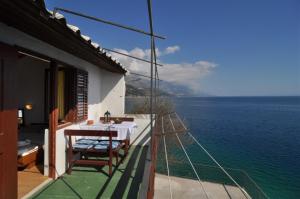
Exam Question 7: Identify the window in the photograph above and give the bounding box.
[75,69,88,122]
[64,68,88,123]
[45,67,88,124]
[58,70,65,121]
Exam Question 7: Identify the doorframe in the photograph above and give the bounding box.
[17,46,59,179]
[48,60,58,178]
[0,42,18,199]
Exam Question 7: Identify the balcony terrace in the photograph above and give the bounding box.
[28,115,151,199]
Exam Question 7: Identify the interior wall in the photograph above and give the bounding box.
[17,56,49,125]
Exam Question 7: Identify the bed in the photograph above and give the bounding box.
[18,140,43,168]
[18,125,45,169]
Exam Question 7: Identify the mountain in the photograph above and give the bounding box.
[126,83,172,96]
[125,76,213,97]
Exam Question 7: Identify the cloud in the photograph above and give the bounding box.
[159,61,217,92]
[164,45,180,54]
[111,46,217,93]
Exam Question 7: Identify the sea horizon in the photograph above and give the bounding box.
[126,96,300,198]
[126,95,300,98]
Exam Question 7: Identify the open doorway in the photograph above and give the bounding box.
[16,52,50,198]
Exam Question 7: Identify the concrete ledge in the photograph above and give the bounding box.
[154,173,250,199]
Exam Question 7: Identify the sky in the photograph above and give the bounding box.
[45,0,299,96]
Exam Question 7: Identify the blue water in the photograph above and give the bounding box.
[126,96,300,198]
[171,97,300,199]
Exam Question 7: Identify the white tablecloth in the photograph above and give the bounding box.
[79,121,137,140]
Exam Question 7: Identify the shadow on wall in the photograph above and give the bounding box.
[100,70,124,103]
[85,67,124,104]
[99,70,125,115]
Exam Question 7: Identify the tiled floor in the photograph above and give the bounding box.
[18,165,48,199]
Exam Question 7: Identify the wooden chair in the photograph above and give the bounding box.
[64,129,122,176]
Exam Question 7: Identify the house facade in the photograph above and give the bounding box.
[0,1,127,198]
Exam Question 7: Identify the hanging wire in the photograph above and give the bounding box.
[174,134,209,199]
[129,72,161,81]
[168,114,175,132]
[53,7,166,39]
[168,114,209,199]
[187,132,251,199]
[174,112,188,131]
[103,47,163,67]
[174,112,252,199]
[161,116,173,199]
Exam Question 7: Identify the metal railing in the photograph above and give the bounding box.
[157,160,269,199]
[156,112,270,199]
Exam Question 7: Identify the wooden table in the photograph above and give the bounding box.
[79,121,137,155]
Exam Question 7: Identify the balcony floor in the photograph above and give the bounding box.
[30,145,149,199]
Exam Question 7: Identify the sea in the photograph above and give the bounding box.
[126,96,300,199]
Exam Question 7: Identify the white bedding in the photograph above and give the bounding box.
[18,142,39,157]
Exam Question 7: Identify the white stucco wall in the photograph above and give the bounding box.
[101,70,126,116]
[76,63,103,121]
[54,124,80,178]
[0,22,127,177]
[75,64,125,120]
[13,53,126,124]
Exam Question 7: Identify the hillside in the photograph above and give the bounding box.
[125,83,172,97]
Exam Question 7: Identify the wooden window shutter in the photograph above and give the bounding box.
[64,68,88,123]
[76,69,88,122]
